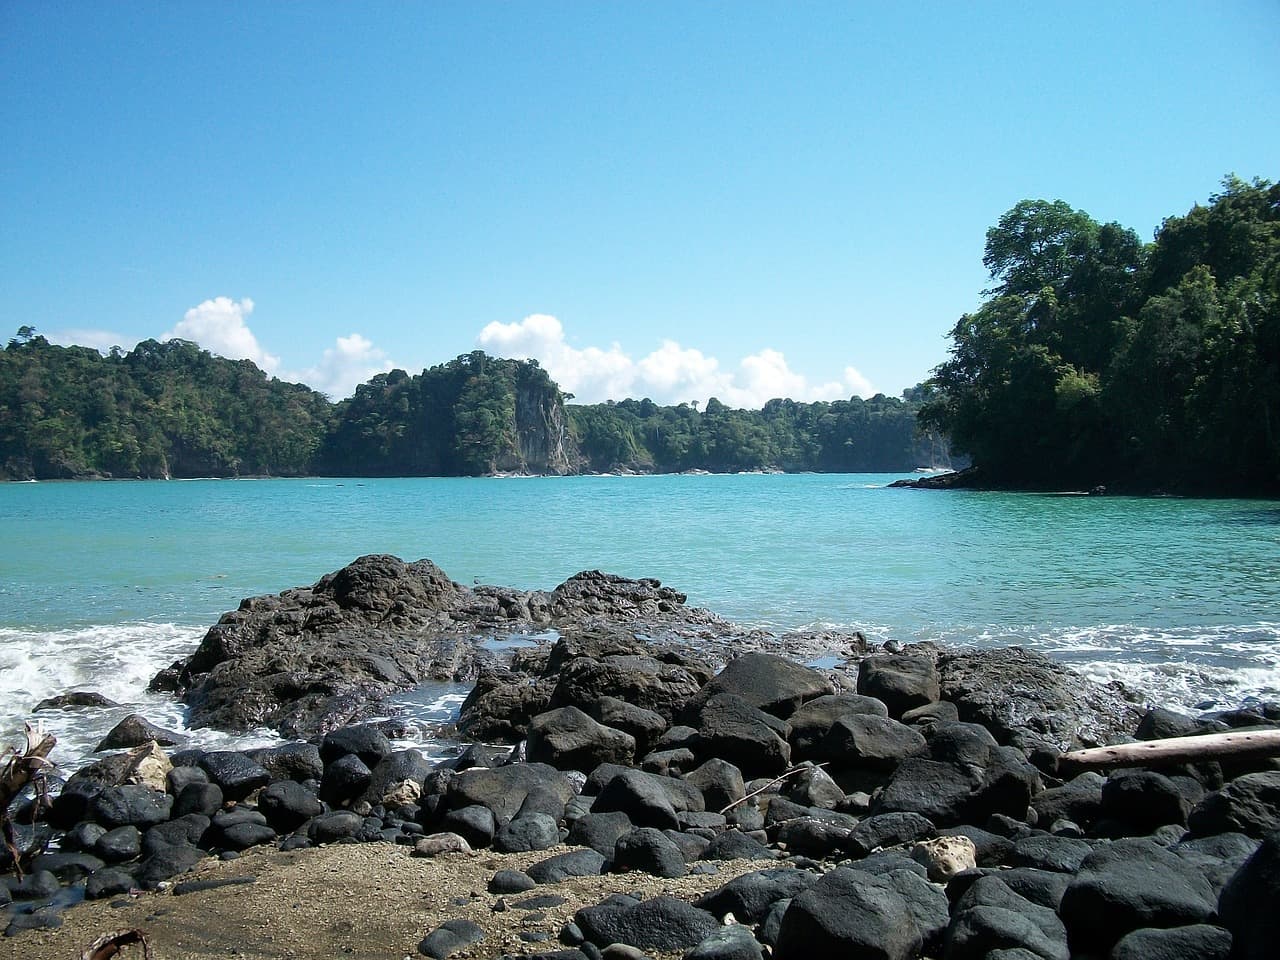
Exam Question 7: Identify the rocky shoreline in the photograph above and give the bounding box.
[5,556,1280,959]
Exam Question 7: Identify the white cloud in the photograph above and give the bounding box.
[476,313,876,408]
[46,328,137,353]
[478,314,636,402]
[165,296,280,373]
[293,333,395,400]
[844,365,876,399]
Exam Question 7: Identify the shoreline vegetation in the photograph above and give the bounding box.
[4,179,1276,496]
[0,340,949,484]
[5,556,1280,957]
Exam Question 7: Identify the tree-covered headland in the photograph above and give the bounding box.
[0,336,944,480]
[920,176,1279,495]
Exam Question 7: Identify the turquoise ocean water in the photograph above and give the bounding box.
[3,474,1279,766]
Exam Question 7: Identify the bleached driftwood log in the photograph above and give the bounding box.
[1059,728,1280,772]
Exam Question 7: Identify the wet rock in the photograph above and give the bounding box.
[249,742,325,782]
[93,825,141,862]
[320,753,373,806]
[321,724,394,768]
[173,781,223,818]
[85,866,136,899]
[95,713,186,751]
[198,751,271,801]
[33,691,119,711]
[92,784,173,829]
[363,749,431,806]
[937,645,1141,751]
[5,868,60,900]
[30,851,104,883]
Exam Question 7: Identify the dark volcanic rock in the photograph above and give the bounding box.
[945,875,1069,960]
[856,653,940,718]
[575,894,719,952]
[613,827,688,878]
[937,645,1141,751]
[527,706,636,770]
[773,866,937,960]
[92,784,173,829]
[95,713,186,750]
[1059,837,1217,953]
[446,763,575,824]
[819,714,926,770]
[527,849,608,884]
[787,693,890,760]
[696,868,818,923]
[1218,828,1280,960]
[689,652,834,719]
[198,751,271,801]
[158,555,726,738]
[33,691,119,711]
[258,780,324,832]
[1188,771,1280,838]
[1111,924,1232,960]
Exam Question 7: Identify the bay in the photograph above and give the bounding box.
[2,474,1279,766]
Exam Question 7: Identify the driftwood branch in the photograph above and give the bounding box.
[718,762,829,816]
[81,928,153,960]
[1,721,57,878]
[1059,729,1280,772]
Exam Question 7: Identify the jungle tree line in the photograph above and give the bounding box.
[920,176,1280,494]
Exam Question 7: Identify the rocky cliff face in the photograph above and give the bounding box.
[506,379,577,474]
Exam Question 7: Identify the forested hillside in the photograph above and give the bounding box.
[0,332,331,479]
[569,391,947,473]
[921,176,1279,495]
[0,336,940,479]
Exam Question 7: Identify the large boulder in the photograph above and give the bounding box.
[688,653,833,720]
[937,646,1141,750]
[857,654,940,718]
[945,875,1069,960]
[1059,838,1217,954]
[445,762,574,825]
[1188,771,1280,838]
[526,706,636,770]
[773,866,941,960]
[575,894,720,952]
[153,556,727,739]
[690,693,792,778]
[788,694,890,760]
[1218,828,1280,960]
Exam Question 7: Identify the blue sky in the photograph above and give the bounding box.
[3,2,1277,404]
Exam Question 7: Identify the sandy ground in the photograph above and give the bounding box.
[13,843,764,960]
